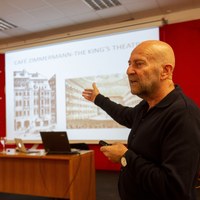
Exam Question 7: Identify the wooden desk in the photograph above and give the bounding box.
[0,150,96,200]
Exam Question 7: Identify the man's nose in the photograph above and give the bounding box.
[126,65,135,75]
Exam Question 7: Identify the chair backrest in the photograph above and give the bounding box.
[70,143,89,150]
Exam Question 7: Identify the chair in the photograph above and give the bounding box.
[70,143,89,150]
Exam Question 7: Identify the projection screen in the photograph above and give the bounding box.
[5,27,159,143]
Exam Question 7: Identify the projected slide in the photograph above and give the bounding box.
[6,27,159,142]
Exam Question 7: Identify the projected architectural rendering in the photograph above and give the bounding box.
[13,70,57,135]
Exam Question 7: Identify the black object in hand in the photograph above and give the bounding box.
[99,140,110,146]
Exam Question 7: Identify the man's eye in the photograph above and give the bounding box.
[135,61,144,67]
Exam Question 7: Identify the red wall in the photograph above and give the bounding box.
[160,19,200,106]
[0,19,199,170]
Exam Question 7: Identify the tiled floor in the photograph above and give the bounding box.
[96,170,120,200]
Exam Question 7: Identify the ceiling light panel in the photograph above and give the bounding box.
[0,19,17,31]
[83,0,122,11]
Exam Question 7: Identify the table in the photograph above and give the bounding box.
[0,150,96,200]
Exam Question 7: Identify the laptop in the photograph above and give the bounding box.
[15,138,41,153]
[40,131,79,155]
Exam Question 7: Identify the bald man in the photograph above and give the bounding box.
[82,40,200,200]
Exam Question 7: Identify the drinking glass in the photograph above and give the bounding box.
[0,137,6,153]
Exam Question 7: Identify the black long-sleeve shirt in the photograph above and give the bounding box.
[94,85,200,200]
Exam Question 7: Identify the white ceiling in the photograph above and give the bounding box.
[0,0,200,45]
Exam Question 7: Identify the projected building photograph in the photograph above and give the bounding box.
[13,70,57,136]
[65,74,141,129]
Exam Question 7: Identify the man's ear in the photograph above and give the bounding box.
[161,64,173,80]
